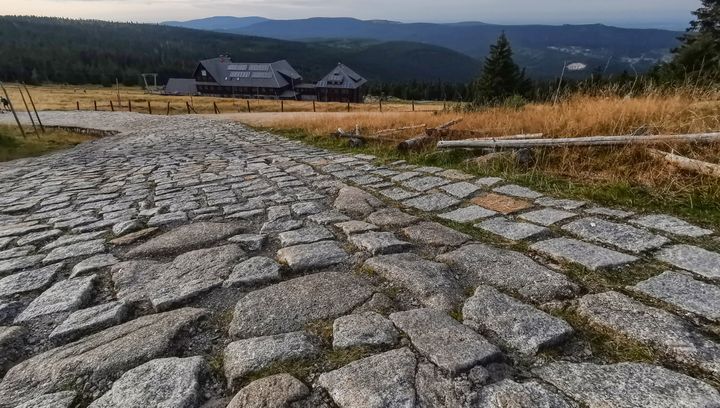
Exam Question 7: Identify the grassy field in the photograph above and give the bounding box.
[2,84,442,114]
[231,90,720,228]
[0,124,95,162]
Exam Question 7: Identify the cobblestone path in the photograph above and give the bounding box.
[0,111,719,407]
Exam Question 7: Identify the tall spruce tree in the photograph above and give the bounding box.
[474,33,531,104]
[667,0,720,80]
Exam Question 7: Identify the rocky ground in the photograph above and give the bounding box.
[0,111,719,407]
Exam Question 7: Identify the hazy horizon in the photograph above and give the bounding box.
[2,0,700,31]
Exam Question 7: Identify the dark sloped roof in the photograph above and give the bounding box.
[196,57,302,89]
[164,78,197,95]
[316,63,368,89]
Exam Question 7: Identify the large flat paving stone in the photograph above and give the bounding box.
[476,217,549,241]
[334,186,383,217]
[403,193,460,212]
[278,225,334,246]
[15,275,96,322]
[88,356,205,408]
[438,205,497,223]
[224,331,320,387]
[562,217,669,253]
[390,308,501,374]
[50,301,129,341]
[0,254,46,275]
[401,222,470,247]
[471,193,532,215]
[437,244,579,303]
[366,208,418,227]
[224,256,281,287]
[0,325,26,371]
[125,222,245,257]
[630,214,713,237]
[112,244,244,311]
[349,232,412,255]
[531,238,638,270]
[463,285,573,355]
[577,291,720,378]
[0,262,64,297]
[0,307,206,407]
[14,391,77,408]
[43,239,106,263]
[656,244,720,280]
[535,361,720,408]
[439,181,480,198]
[402,176,450,192]
[276,240,349,271]
[227,374,309,408]
[229,272,374,339]
[535,197,586,210]
[364,253,463,311]
[333,312,398,349]
[476,379,575,408]
[631,271,720,322]
[317,347,417,408]
[519,208,577,226]
[493,184,543,199]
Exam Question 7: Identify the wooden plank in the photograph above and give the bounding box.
[437,133,720,149]
[647,148,720,178]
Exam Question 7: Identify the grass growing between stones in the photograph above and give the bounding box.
[561,261,668,294]
[261,127,720,229]
[0,124,96,162]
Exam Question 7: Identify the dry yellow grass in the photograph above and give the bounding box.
[1,84,442,114]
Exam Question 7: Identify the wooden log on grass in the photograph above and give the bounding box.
[397,118,463,152]
[437,132,720,149]
[372,124,427,137]
[647,148,720,178]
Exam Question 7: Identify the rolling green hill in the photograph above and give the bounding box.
[0,16,481,86]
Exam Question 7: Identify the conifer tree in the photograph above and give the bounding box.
[667,0,720,79]
[474,33,531,104]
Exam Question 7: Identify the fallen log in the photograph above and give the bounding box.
[397,118,464,152]
[647,148,720,178]
[436,118,464,130]
[437,132,720,149]
[372,124,427,137]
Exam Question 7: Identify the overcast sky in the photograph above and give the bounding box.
[3,0,701,29]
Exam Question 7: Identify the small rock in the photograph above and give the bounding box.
[112,220,143,237]
[109,228,158,246]
[334,220,379,235]
[227,234,266,251]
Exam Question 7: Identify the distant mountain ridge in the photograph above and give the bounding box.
[164,16,682,78]
[163,16,270,31]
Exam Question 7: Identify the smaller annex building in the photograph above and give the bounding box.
[164,57,368,103]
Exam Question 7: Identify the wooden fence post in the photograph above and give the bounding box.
[94,101,97,111]
[347,100,350,112]
[76,101,80,111]
[147,101,152,115]
[312,100,316,112]
[110,100,114,111]
[379,99,383,113]
[186,101,191,114]
[128,100,132,112]
[17,87,39,136]
[166,101,170,115]
[22,83,44,133]
[412,100,415,112]
[281,100,284,112]
[247,100,251,113]
[0,81,26,138]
